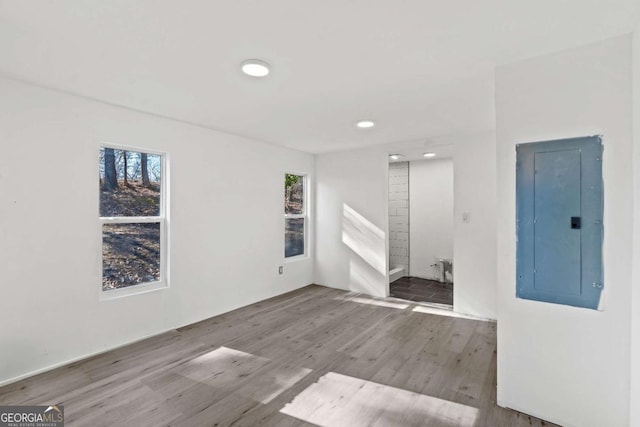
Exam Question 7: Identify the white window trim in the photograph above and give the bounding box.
[285,172,309,262]
[99,143,169,301]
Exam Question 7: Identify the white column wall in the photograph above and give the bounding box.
[495,36,633,426]
[314,147,389,297]
[409,159,454,281]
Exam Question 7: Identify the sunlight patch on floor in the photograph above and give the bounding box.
[412,305,493,322]
[235,363,312,404]
[336,295,410,310]
[280,372,479,427]
[176,347,268,379]
[176,346,311,403]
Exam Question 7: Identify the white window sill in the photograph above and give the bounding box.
[285,254,309,263]
[99,280,168,301]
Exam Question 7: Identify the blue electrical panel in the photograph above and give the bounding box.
[516,136,603,309]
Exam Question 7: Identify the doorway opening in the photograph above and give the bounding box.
[388,156,454,306]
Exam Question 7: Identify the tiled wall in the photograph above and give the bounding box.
[389,162,409,273]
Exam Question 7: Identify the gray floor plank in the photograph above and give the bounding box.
[0,284,556,427]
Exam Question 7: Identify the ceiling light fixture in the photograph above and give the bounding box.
[356,120,375,129]
[241,59,270,77]
[389,154,404,160]
[423,152,436,158]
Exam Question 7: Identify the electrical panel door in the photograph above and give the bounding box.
[516,136,603,309]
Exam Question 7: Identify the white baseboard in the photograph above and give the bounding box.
[497,399,569,427]
[1,283,315,387]
[0,326,176,387]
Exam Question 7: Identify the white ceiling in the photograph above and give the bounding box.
[1,1,638,153]
[388,145,454,163]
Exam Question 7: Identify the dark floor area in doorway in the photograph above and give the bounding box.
[390,276,453,305]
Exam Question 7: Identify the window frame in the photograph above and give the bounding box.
[284,172,308,262]
[98,143,169,301]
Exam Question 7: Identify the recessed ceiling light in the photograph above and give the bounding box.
[241,59,270,77]
[356,120,375,129]
[423,152,436,158]
[389,154,404,160]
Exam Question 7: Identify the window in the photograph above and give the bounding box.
[99,146,167,295]
[285,173,306,258]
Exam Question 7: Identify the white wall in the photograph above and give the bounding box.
[453,132,497,319]
[0,78,315,385]
[409,159,453,280]
[314,147,389,298]
[495,35,633,427]
[389,162,410,273]
[631,23,640,427]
